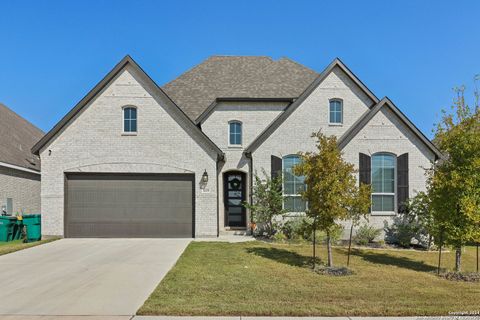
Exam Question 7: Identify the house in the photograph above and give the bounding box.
[0,103,43,215]
[32,55,442,238]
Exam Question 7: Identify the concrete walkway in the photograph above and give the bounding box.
[0,238,190,316]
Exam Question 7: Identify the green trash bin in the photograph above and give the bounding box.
[22,214,41,242]
[0,216,17,242]
[13,218,24,240]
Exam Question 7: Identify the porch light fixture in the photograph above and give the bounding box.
[202,170,208,183]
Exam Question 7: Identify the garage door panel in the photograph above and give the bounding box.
[66,173,194,238]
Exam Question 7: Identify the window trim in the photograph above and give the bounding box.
[329,98,343,125]
[282,154,307,213]
[370,152,397,216]
[122,106,138,135]
[228,120,243,147]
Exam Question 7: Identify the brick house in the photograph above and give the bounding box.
[0,103,42,215]
[32,55,442,238]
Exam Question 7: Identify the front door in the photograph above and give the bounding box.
[224,171,246,227]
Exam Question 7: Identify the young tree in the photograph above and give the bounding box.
[294,131,358,268]
[244,169,286,238]
[346,183,371,266]
[428,86,480,272]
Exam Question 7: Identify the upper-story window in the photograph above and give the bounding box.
[283,155,306,212]
[329,99,343,124]
[371,153,396,212]
[229,121,242,146]
[123,106,137,133]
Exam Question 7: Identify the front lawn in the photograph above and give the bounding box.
[0,238,59,256]
[138,241,480,316]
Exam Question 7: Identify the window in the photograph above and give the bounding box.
[229,121,242,145]
[371,153,395,212]
[123,107,137,133]
[283,155,306,212]
[329,99,343,124]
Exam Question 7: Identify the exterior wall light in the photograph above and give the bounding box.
[202,170,208,183]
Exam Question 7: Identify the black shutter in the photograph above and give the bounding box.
[271,155,282,181]
[359,153,371,185]
[397,153,409,213]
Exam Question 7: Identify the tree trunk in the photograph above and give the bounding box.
[312,225,316,270]
[477,244,479,273]
[326,230,333,267]
[437,230,443,275]
[477,243,478,273]
[455,247,462,272]
[347,224,353,267]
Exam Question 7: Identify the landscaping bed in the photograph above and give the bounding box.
[138,241,479,316]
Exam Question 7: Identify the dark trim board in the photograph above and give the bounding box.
[64,172,196,238]
[195,97,295,124]
[337,97,444,160]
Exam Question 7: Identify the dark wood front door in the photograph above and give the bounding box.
[224,171,246,227]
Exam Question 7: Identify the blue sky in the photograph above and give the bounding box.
[0,0,479,138]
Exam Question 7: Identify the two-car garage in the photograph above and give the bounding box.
[64,173,194,238]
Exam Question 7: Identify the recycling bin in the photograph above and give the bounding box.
[0,216,17,242]
[22,214,41,242]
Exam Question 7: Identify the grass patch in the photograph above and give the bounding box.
[0,238,59,256]
[138,241,480,316]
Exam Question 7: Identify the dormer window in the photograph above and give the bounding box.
[229,121,242,146]
[123,106,137,133]
[329,99,343,125]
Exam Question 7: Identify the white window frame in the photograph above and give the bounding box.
[329,98,343,125]
[228,120,242,147]
[122,106,137,135]
[371,152,397,216]
[282,154,306,213]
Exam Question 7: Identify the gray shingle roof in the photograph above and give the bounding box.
[162,56,318,120]
[0,103,43,171]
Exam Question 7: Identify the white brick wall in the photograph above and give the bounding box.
[201,101,288,229]
[252,66,436,238]
[0,166,40,214]
[40,66,218,237]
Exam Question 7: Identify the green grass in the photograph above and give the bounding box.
[138,241,480,316]
[0,238,59,256]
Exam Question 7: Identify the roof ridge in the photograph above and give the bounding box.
[162,56,211,88]
[0,103,44,135]
[277,57,319,75]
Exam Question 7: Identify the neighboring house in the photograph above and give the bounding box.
[0,103,43,215]
[32,55,442,238]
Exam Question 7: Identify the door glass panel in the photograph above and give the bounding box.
[228,191,242,197]
[228,199,242,206]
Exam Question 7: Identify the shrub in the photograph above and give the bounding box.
[354,224,382,245]
[280,217,311,240]
[309,224,344,245]
[384,216,418,248]
[272,231,287,242]
[244,169,286,238]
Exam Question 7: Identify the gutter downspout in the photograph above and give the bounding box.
[245,151,253,235]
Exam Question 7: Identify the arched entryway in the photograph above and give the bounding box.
[223,171,246,227]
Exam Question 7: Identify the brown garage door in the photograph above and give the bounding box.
[65,173,194,238]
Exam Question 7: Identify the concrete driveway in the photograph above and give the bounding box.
[0,238,190,316]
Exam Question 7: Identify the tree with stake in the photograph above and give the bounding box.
[294,131,357,268]
[428,86,480,272]
[346,183,371,267]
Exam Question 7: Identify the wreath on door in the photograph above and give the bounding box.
[230,178,241,190]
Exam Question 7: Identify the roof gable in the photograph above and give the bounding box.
[31,55,224,159]
[337,97,443,159]
[162,56,318,120]
[0,103,43,171]
[245,58,379,153]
